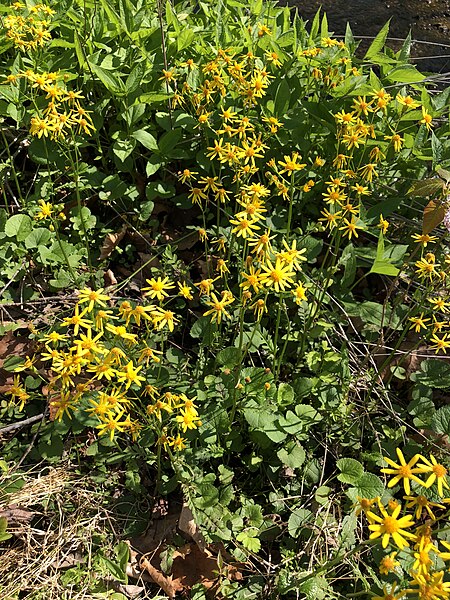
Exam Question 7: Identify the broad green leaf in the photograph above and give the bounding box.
[354,473,384,499]
[244,408,286,443]
[138,92,173,105]
[236,530,261,553]
[5,214,33,241]
[369,232,400,276]
[364,20,390,60]
[431,406,450,436]
[336,458,364,485]
[216,347,242,368]
[274,79,290,116]
[277,444,305,469]
[88,61,123,94]
[288,508,312,538]
[24,228,51,249]
[132,129,158,151]
[387,65,425,83]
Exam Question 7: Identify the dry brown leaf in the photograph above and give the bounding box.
[99,226,127,261]
[178,503,206,552]
[423,199,445,234]
[0,506,34,525]
[171,543,218,591]
[103,577,145,599]
[140,555,182,599]
[104,269,118,286]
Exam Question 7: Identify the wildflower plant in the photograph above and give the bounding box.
[2,0,450,597]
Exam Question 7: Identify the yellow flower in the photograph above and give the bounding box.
[339,216,365,240]
[415,255,439,280]
[378,552,399,575]
[412,536,438,576]
[178,281,194,300]
[61,304,92,336]
[96,410,129,441]
[430,333,450,354]
[105,324,137,344]
[35,199,54,220]
[278,152,306,175]
[367,503,416,549]
[176,409,202,432]
[229,215,261,239]
[116,361,146,390]
[169,434,187,451]
[259,258,295,293]
[378,214,389,234]
[411,233,438,247]
[152,308,179,332]
[420,106,433,131]
[404,494,445,520]
[142,276,175,301]
[408,313,430,333]
[293,283,307,305]
[417,454,450,496]
[240,265,262,294]
[381,448,428,494]
[203,292,235,324]
[77,287,110,312]
[372,582,404,600]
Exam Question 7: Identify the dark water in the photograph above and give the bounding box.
[285,0,450,72]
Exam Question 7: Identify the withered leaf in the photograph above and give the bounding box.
[99,226,127,261]
[423,199,445,234]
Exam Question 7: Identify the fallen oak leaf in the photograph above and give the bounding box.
[178,503,207,552]
[99,225,127,261]
[139,555,182,599]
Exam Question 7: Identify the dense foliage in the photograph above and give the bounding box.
[2,0,450,598]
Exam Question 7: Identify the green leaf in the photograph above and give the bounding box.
[236,530,261,553]
[277,443,305,469]
[341,513,357,549]
[288,508,312,538]
[336,458,364,484]
[431,406,450,436]
[354,473,384,499]
[138,92,173,105]
[132,129,158,151]
[277,382,294,406]
[412,359,450,389]
[158,128,182,156]
[364,20,390,59]
[24,227,51,249]
[243,408,286,443]
[125,63,145,94]
[274,79,290,116]
[177,28,195,52]
[5,214,33,241]
[387,65,425,83]
[88,61,123,94]
[216,347,242,368]
[369,232,400,276]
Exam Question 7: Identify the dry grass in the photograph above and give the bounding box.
[0,464,133,600]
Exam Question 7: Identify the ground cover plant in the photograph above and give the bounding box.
[2,0,450,598]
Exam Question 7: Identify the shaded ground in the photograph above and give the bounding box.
[285,0,450,72]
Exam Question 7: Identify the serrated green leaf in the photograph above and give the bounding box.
[364,20,390,60]
[336,458,364,484]
[288,508,312,538]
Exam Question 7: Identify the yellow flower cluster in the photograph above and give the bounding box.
[3,2,54,51]
[4,69,94,139]
[358,448,450,599]
[6,285,203,448]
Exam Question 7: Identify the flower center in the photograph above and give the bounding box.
[383,517,399,534]
[398,465,411,478]
[417,495,428,507]
[433,464,447,478]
